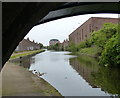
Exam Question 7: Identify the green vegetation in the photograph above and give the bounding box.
[90,23,117,48]
[39,43,44,49]
[70,55,99,67]
[99,33,120,66]
[78,46,102,57]
[10,49,45,59]
[68,23,120,67]
[67,42,78,52]
[47,43,62,51]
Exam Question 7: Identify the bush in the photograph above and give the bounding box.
[68,42,78,52]
[77,38,92,50]
[99,33,120,66]
[90,23,117,49]
[79,46,102,57]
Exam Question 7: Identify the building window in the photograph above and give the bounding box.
[27,47,29,50]
[95,26,98,30]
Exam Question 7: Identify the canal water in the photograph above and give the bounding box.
[14,50,120,96]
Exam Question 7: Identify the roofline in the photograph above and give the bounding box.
[91,17,118,19]
[69,17,118,36]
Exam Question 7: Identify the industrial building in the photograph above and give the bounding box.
[69,17,119,44]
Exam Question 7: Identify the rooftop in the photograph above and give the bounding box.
[50,39,59,41]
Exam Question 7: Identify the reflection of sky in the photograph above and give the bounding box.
[29,51,110,96]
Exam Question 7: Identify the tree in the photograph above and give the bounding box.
[39,43,43,49]
[68,42,78,52]
[47,43,60,51]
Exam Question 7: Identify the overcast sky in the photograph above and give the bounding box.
[24,13,118,46]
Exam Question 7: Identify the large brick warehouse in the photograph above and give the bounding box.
[69,17,119,44]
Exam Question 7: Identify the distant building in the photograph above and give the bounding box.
[15,38,40,51]
[69,17,119,44]
[62,39,69,50]
[49,39,60,46]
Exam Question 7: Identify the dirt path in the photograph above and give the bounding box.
[1,62,61,96]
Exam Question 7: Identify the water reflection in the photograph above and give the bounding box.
[11,56,35,69]
[91,67,120,96]
[69,55,120,96]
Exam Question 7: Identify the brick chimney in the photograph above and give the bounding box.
[33,40,35,43]
[27,37,30,41]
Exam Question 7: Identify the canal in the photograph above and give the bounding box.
[13,50,120,96]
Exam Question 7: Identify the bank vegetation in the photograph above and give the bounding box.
[10,49,45,60]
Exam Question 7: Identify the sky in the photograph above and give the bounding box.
[24,13,118,46]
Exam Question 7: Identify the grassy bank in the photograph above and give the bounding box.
[77,46,102,58]
[10,49,45,60]
[67,46,101,58]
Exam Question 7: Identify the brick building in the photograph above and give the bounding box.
[69,17,119,44]
[15,38,40,51]
[49,39,60,46]
[62,39,69,50]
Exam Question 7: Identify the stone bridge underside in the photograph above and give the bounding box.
[2,2,119,69]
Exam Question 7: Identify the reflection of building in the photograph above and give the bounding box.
[69,57,98,88]
[49,39,60,46]
[19,57,31,68]
[69,17,119,44]
[15,38,40,51]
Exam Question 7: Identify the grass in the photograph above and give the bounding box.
[10,49,45,59]
[78,46,102,57]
